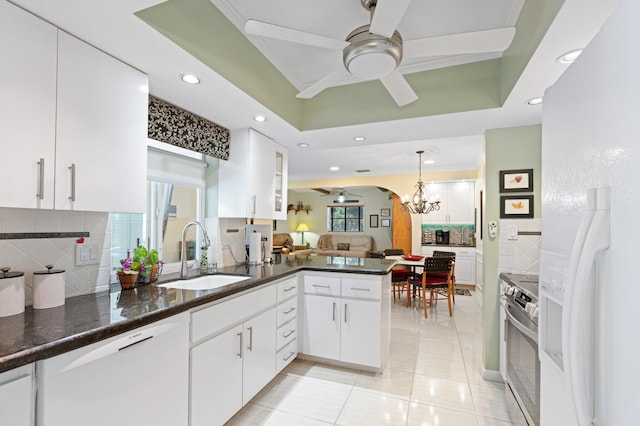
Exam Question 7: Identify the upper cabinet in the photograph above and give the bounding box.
[0,1,57,210]
[422,181,475,224]
[0,2,148,213]
[218,128,288,220]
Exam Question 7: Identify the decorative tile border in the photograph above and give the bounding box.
[0,232,90,240]
[148,96,230,160]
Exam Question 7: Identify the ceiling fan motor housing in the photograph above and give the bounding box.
[343,25,403,79]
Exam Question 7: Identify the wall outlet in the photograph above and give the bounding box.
[75,243,99,266]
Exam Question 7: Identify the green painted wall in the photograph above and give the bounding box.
[482,124,541,372]
[500,0,565,102]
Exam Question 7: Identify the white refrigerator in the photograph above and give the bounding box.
[539,0,640,424]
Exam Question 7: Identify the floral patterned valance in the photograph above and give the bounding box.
[148,96,230,160]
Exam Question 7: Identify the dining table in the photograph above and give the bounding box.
[385,255,427,307]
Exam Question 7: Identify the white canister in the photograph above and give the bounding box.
[0,267,25,317]
[33,265,66,309]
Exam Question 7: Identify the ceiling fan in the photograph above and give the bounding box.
[317,188,363,202]
[244,0,515,106]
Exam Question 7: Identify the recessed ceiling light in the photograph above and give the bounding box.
[180,74,200,84]
[330,166,340,171]
[353,136,366,141]
[526,97,544,106]
[253,115,266,122]
[297,143,309,148]
[557,49,583,64]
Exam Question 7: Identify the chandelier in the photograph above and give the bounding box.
[401,150,441,215]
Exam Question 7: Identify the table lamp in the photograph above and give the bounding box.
[296,223,310,245]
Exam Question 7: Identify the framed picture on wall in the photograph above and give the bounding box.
[380,208,391,217]
[381,218,391,227]
[370,214,379,228]
[499,169,533,192]
[500,195,534,218]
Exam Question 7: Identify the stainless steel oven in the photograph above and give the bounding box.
[502,275,540,425]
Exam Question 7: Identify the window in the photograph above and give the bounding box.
[327,205,364,232]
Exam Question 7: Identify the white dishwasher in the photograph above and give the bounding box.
[36,312,189,426]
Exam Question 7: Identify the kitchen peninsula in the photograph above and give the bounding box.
[0,256,393,426]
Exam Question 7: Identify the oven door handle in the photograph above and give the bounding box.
[505,304,537,342]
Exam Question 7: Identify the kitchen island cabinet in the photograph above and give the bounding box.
[302,272,390,370]
[0,1,148,213]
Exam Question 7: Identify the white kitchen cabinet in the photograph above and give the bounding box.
[0,364,34,426]
[422,181,475,224]
[190,284,277,426]
[275,276,298,372]
[55,31,148,213]
[0,7,148,213]
[218,128,288,220]
[302,273,389,369]
[420,246,476,285]
[0,1,57,209]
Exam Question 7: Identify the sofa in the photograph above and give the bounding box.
[314,234,374,258]
[272,233,313,255]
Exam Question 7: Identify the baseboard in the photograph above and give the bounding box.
[481,367,505,383]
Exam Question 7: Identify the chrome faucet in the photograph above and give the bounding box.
[180,221,211,278]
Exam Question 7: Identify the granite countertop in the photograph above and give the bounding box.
[0,256,395,373]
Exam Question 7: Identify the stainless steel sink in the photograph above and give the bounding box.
[157,274,251,291]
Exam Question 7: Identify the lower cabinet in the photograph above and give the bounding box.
[302,273,389,369]
[0,364,33,426]
[189,284,277,426]
[421,246,476,285]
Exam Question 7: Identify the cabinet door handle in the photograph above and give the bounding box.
[284,286,296,292]
[68,163,76,201]
[250,195,256,218]
[283,351,295,361]
[284,307,295,315]
[312,284,330,288]
[247,326,253,351]
[332,302,336,321]
[344,304,348,323]
[283,329,295,338]
[37,158,45,200]
[350,287,370,292]
[237,331,243,358]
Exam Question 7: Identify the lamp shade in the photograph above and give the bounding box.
[296,223,310,233]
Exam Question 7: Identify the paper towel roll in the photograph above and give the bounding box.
[249,232,262,264]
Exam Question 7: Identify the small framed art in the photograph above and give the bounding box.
[381,218,391,227]
[500,195,534,218]
[370,214,379,228]
[499,169,533,192]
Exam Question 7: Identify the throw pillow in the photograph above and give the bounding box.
[336,243,350,251]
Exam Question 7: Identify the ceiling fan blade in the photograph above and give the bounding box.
[296,69,350,99]
[244,19,348,50]
[379,70,418,107]
[369,0,412,38]
[404,27,516,58]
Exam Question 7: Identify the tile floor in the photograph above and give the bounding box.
[227,290,515,426]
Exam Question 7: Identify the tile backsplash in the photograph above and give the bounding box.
[498,218,541,275]
[0,208,111,303]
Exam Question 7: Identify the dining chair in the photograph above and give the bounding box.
[433,250,456,303]
[383,248,414,303]
[407,257,453,318]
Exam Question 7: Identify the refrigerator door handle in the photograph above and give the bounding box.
[562,187,610,426]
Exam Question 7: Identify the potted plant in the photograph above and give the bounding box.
[114,246,163,289]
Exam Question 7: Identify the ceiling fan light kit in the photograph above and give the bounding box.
[243,0,515,107]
